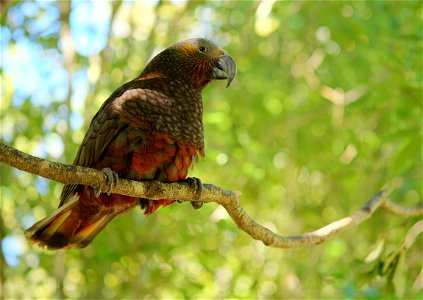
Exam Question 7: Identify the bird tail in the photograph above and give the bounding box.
[24,194,115,250]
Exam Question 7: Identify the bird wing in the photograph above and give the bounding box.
[59,82,174,206]
[59,98,125,206]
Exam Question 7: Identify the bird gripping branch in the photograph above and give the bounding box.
[25,38,237,250]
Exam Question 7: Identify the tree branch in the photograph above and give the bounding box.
[1,142,422,249]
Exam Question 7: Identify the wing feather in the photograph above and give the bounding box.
[59,83,174,206]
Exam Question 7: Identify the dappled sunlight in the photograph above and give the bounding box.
[1,1,421,299]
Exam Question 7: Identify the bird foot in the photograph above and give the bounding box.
[185,177,203,209]
[95,168,119,197]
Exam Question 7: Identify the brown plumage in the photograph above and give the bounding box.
[24,38,236,249]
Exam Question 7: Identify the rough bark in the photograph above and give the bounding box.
[1,142,422,249]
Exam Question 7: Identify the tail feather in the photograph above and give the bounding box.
[40,209,74,238]
[71,214,114,248]
[24,195,115,250]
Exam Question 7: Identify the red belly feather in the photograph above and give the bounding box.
[79,130,200,217]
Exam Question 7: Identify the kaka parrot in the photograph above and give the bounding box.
[24,38,236,250]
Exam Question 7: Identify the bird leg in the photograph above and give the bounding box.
[185,177,203,209]
[95,167,119,197]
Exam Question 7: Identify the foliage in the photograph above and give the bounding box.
[1,1,421,299]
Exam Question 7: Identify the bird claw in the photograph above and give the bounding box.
[185,177,203,209]
[95,168,119,197]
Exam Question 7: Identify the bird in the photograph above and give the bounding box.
[24,38,236,250]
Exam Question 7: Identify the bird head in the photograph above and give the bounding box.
[141,38,237,90]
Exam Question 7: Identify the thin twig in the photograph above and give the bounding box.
[1,142,422,249]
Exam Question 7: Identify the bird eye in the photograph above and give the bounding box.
[198,46,206,53]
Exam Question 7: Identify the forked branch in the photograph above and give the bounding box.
[1,142,422,249]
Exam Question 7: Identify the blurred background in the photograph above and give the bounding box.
[1,1,421,299]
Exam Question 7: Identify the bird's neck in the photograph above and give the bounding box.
[125,77,205,148]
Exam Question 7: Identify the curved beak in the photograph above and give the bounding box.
[210,54,237,87]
